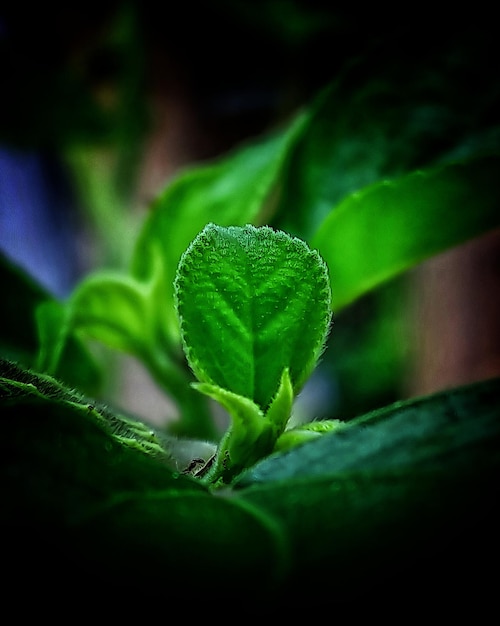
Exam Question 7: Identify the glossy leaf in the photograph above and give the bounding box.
[312,155,500,311]
[175,224,331,410]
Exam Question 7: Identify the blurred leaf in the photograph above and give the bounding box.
[274,32,500,239]
[69,272,154,358]
[235,377,500,590]
[175,224,331,409]
[312,155,500,312]
[67,268,218,440]
[131,112,309,350]
[35,300,102,396]
[0,252,101,395]
[323,278,412,421]
[0,250,48,364]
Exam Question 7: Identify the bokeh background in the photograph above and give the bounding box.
[1,1,499,428]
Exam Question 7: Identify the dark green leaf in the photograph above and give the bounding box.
[0,251,102,395]
[1,359,288,590]
[0,358,173,464]
[70,491,287,590]
[236,377,500,485]
[0,250,48,364]
[275,37,500,240]
[233,378,500,591]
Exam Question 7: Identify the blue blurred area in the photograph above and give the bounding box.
[0,148,81,298]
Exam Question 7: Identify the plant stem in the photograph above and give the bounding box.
[145,350,219,441]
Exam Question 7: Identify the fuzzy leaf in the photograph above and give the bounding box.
[175,224,331,410]
[0,359,287,591]
[193,368,294,484]
[193,382,274,483]
[265,367,295,434]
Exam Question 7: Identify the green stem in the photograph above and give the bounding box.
[145,351,219,441]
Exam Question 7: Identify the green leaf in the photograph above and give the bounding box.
[70,491,288,590]
[274,419,344,452]
[0,251,101,395]
[237,377,500,485]
[1,359,288,591]
[192,368,294,484]
[0,358,171,462]
[235,377,500,590]
[131,113,308,348]
[66,267,219,441]
[175,224,332,411]
[193,383,271,475]
[312,155,500,311]
[68,271,155,359]
[60,117,307,438]
[265,366,295,435]
[275,38,500,240]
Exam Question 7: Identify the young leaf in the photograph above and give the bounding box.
[312,155,500,311]
[175,224,332,411]
[193,368,295,484]
[236,377,500,486]
[57,117,307,438]
[274,419,344,452]
[192,383,274,483]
